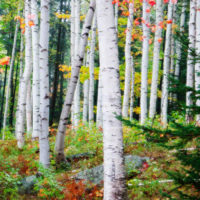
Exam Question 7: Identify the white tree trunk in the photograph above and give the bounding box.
[83,49,90,122]
[114,3,118,32]
[73,0,81,127]
[122,2,134,118]
[149,0,163,119]
[195,0,200,123]
[55,0,96,162]
[140,1,150,124]
[2,18,19,140]
[89,14,96,122]
[39,0,50,168]
[16,0,32,148]
[96,0,126,199]
[174,0,186,79]
[186,0,196,122]
[96,65,103,127]
[161,0,173,126]
[26,80,33,134]
[130,57,135,120]
[31,0,40,139]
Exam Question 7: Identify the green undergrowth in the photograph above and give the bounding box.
[0,117,192,199]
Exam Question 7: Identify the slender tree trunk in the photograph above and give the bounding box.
[26,80,33,134]
[55,0,96,162]
[83,50,90,122]
[161,0,173,126]
[39,0,50,168]
[140,0,150,124]
[195,0,200,123]
[16,0,32,148]
[149,0,163,118]
[122,1,134,118]
[96,0,126,198]
[31,0,40,139]
[73,0,81,127]
[2,20,19,140]
[0,65,8,131]
[174,0,186,80]
[96,65,103,127]
[130,57,135,120]
[89,14,96,122]
[186,0,196,122]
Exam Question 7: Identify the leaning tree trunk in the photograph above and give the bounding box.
[96,0,126,199]
[122,1,134,118]
[39,0,50,168]
[16,0,32,148]
[186,0,196,122]
[55,0,96,162]
[195,0,200,123]
[2,18,19,140]
[149,0,163,119]
[140,0,150,124]
[89,14,97,122]
[161,0,173,127]
[73,0,81,128]
[31,0,40,139]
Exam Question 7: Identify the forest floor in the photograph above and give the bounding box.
[0,122,189,200]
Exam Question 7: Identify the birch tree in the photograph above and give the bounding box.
[130,57,135,120]
[161,0,174,126]
[39,0,50,168]
[83,50,90,122]
[2,17,19,140]
[140,0,150,124]
[122,1,134,118]
[73,0,81,127]
[26,80,32,134]
[96,0,126,198]
[55,0,96,162]
[174,0,186,80]
[31,0,40,139]
[186,0,196,122]
[16,0,32,148]
[89,14,96,122]
[195,0,200,123]
[149,0,163,119]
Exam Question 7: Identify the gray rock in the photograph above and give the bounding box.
[74,155,149,185]
[18,175,38,194]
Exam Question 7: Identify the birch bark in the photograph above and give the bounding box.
[174,0,187,79]
[55,0,96,162]
[161,0,173,126]
[16,0,32,148]
[89,14,96,122]
[186,0,196,122]
[140,0,150,124]
[122,1,134,118]
[31,0,40,139]
[130,57,135,120]
[39,0,50,168]
[73,0,81,127]
[96,0,126,198]
[195,0,200,123]
[149,0,163,118]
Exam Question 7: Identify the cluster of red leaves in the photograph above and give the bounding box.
[62,180,103,200]
[0,56,10,66]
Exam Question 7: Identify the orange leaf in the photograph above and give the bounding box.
[0,57,10,66]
